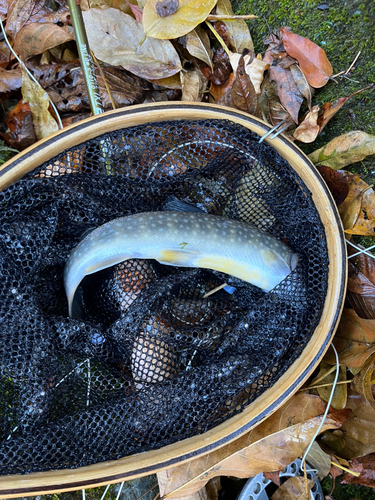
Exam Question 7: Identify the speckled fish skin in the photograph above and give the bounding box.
[64,212,299,318]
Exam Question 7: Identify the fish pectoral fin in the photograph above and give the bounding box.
[157,248,199,267]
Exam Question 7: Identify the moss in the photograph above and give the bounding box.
[0,140,18,166]
[321,474,375,500]
[233,0,375,181]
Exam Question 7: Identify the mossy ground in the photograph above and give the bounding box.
[234,0,375,182]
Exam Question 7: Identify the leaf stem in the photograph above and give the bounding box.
[205,21,230,57]
[331,460,360,477]
[298,380,351,392]
[207,14,257,20]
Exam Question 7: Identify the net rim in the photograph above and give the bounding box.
[0,102,347,497]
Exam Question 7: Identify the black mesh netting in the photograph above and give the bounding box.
[0,119,328,475]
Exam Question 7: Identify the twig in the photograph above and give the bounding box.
[332,50,361,78]
[152,493,160,500]
[135,484,159,500]
[203,283,228,298]
[309,365,337,386]
[298,380,351,392]
[205,21,230,57]
[91,50,116,110]
[331,460,360,477]
[303,461,309,500]
[206,14,257,20]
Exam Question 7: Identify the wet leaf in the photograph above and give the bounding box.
[280,26,333,88]
[202,47,231,85]
[325,309,375,369]
[142,0,217,39]
[289,64,313,108]
[21,65,58,140]
[158,393,347,499]
[215,0,253,52]
[269,65,303,124]
[0,100,36,151]
[83,8,182,80]
[308,131,375,169]
[305,442,331,480]
[293,104,320,143]
[182,26,213,70]
[338,392,375,459]
[210,72,235,101]
[155,0,179,17]
[271,476,315,500]
[231,53,259,116]
[263,32,283,65]
[314,361,347,410]
[347,243,375,319]
[13,23,74,60]
[342,453,375,488]
[315,166,349,206]
[181,69,202,101]
[0,68,22,93]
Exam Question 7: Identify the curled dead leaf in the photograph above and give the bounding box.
[293,104,320,143]
[14,23,74,60]
[181,69,202,101]
[182,26,213,70]
[280,26,333,88]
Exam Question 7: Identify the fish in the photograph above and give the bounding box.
[64,210,299,318]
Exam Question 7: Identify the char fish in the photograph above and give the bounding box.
[64,211,299,318]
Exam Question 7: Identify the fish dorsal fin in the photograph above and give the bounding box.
[162,196,205,213]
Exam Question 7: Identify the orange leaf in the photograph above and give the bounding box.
[210,72,235,102]
[280,27,333,88]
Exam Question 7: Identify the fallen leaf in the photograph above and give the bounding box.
[210,72,235,101]
[342,453,375,488]
[280,26,333,88]
[206,477,221,500]
[0,68,22,93]
[315,166,349,206]
[269,100,293,127]
[347,243,375,319]
[352,353,375,410]
[212,21,231,49]
[305,441,331,480]
[0,100,36,150]
[202,47,231,85]
[271,476,315,500]
[324,309,375,369]
[314,361,347,410]
[13,23,74,60]
[308,131,375,169]
[21,65,58,140]
[182,26,213,70]
[142,0,217,39]
[269,65,303,124]
[125,0,143,22]
[158,393,347,499]
[263,32,283,65]
[155,0,179,17]
[293,104,320,143]
[0,40,12,67]
[83,8,182,80]
[338,392,375,459]
[5,0,34,37]
[246,56,269,94]
[263,471,281,487]
[47,65,146,112]
[149,74,182,89]
[80,0,133,13]
[181,69,202,101]
[215,0,253,52]
[289,64,313,108]
[231,53,259,116]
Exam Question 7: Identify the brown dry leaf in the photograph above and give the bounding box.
[0,40,12,68]
[142,0,217,39]
[308,131,375,169]
[21,66,58,140]
[246,56,269,94]
[347,243,375,319]
[351,353,375,410]
[201,47,231,85]
[268,65,303,124]
[324,309,375,369]
[158,393,347,499]
[293,104,320,143]
[206,477,221,500]
[14,23,74,60]
[0,100,36,150]
[280,26,333,88]
[215,0,254,52]
[271,476,315,500]
[181,69,202,101]
[342,453,375,488]
[149,74,182,89]
[263,32,283,65]
[289,64,313,109]
[315,166,349,206]
[182,26,213,70]
[80,0,132,12]
[338,392,375,459]
[210,72,235,102]
[0,68,22,93]
[314,361,347,410]
[83,8,182,80]
[231,53,260,116]
[5,0,34,36]
[263,472,281,487]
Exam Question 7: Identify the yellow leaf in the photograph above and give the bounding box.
[308,131,375,169]
[315,361,347,410]
[215,0,253,52]
[142,0,217,39]
[21,66,58,141]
